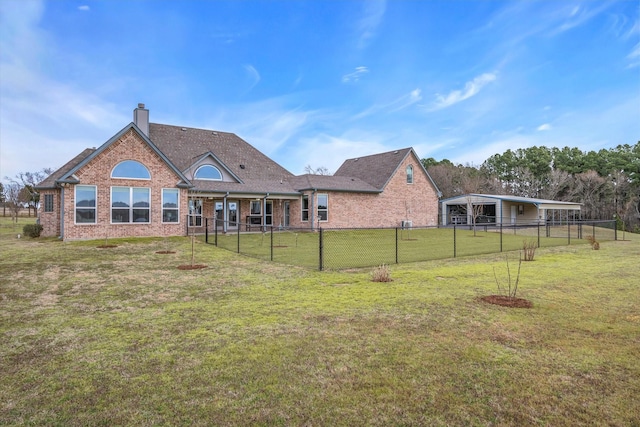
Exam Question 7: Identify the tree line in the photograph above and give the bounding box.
[422,142,640,232]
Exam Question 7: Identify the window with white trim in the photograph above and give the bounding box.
[112,160,151,179]
[162,189,179,223]
[75,185,96,223]
[317,194,328,221]
[111,187,150,223]
[195,165,222,180]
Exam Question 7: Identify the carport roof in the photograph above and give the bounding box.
[440,194,582,208]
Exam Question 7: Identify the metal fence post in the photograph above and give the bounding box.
[453,225,457,258]
[395,227,399,264]
[500,222,503,252]
[319,227,324,271]
[537,222,540,248]
[205,217,209,243]
[270,226,274,261]
[568,222,571,245]
[214,217,218,246]
[237,223,240,253]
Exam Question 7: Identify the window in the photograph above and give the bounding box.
[75,185,96,223]
[265,201,273,225]
[162,189,179,223]
[112,160,150,179]
[250,200,261,215]
[111,187,150,223]
[44,194,54,213]
[406,165,414,184]
[301,195,309,221]
[195,165,222,180]
[317,194,328,221]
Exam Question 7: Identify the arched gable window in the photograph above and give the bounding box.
[195,165,222,180]
[406,165,414,184]
[112,160,151,179]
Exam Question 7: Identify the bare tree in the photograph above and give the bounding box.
[3,181,23,223]
[304,165,331,175]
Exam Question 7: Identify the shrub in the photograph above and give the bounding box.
[586,235,600,250]
[23,223,43,238]
[522,239,537,261]
[371,264,392,282]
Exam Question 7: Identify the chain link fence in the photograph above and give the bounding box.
[205,219,618,270]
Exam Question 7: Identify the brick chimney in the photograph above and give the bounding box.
[133,103,149,136]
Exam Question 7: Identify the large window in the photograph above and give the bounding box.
[406,165,414,184]
[112,160,150,179]
[301,195,309,221]
[195,165,222,180]
[75,185,96,223]
[44,194,54,213]
[317,194,328,221]
[111,187,150,223]
[162,189,179,223]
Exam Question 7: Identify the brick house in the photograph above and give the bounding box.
[36,104,441,240]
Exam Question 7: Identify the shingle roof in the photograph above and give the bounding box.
[35,148,96,189]
[333,147,414,190]
[149,123,293,182]
[287,174,380,193]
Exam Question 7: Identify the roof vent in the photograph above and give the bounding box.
[239,164,245,169]
[393,150,398,154]
[212,132,218,136]
[181,127,187,131]
[354,158,359,162]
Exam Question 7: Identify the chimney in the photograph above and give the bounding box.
[133,103,149,136]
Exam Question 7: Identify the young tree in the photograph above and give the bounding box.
[304,165,331,175]
[3,181,23,223]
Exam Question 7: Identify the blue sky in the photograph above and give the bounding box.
[1,0,639,182]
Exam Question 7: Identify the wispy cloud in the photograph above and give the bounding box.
[356,0,386,49]
[627,42,640,68]
[430,73,497,111]
[78,5,90,12]
[352,88,422,120]
[537,123,552,131]
[242,64,261,93]
[342,66,369,83]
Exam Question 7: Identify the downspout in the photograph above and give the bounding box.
[263,193,269,231]
[223,192,229,233]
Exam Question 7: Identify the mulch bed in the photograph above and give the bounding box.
[479,295,533,308]
[177,264,207,270]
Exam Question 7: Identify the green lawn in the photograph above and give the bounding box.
[212,224,615,269]
[1,217,638,425]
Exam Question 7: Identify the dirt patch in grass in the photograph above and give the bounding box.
[155,250,176,254]
[97,244,118,248]
[177,264,207,270]
[479,295,533,308]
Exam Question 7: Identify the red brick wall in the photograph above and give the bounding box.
[37,190,61,237]
[61,129,188,240]
[290,153,440,229]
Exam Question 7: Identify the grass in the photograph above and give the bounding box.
[1,216,639,425]
[212,224,615,269]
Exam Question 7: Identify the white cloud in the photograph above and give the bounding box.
[242,64,261,93]
[430,73,497,111]
[78,5,90,11]
[342,66,369,83]
[627,42,640,68]
[537,123,552,131]
[357,0,386,49]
